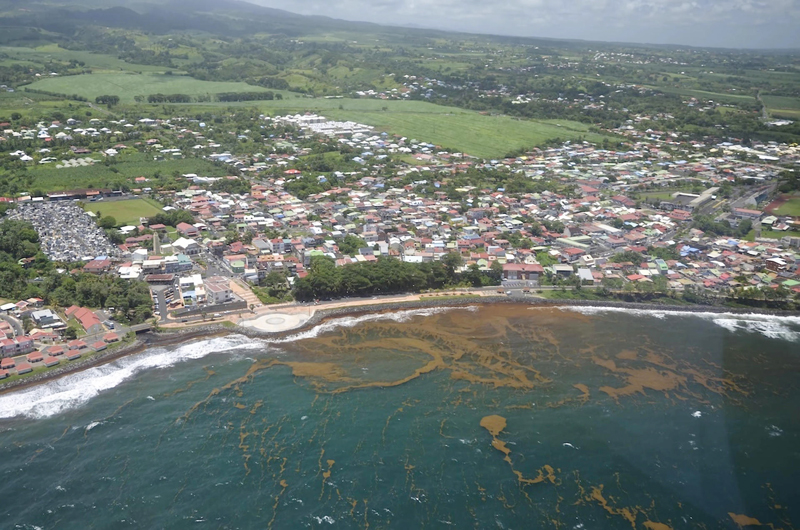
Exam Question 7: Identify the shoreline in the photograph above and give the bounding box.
[0,296,797,395]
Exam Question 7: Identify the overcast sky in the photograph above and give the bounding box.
[251,0,800,49]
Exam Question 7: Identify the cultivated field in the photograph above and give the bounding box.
[25,73,281,103]
[21,152,229,192]
[0,45,168,73]
[82,198,163,226]
[762,95,800,119]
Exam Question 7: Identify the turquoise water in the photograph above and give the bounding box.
[0,305,798,529]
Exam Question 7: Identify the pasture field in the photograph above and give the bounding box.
[25,72,283,103]
[324,109,610,158]
[147,98,610,158]
[82,198,164,226]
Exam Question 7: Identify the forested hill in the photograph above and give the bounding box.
[0,0,423,39]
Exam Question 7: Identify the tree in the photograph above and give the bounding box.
[337,234,367,256]
[536,251,556,267]
[609,251,644,264]
[442,252,463,271]
[95,95,120,107]
[98,216,117,229]
[63,325,79,340]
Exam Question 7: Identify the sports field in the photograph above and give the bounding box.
[745,229,800,242]
[26,72,280,104]
[83,198,163,226]
[766,194,800,217]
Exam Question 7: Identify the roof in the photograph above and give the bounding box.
[503,263,545,272]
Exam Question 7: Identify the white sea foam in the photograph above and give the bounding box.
[767,425,783,437]
[277,306,473,342]
[557,306,800,342]
[0,335,266,420]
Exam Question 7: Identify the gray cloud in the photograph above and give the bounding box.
[251,0,800,48]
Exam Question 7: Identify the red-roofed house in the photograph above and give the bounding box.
[503,263,545,281]
[27,352,44,363]
[73,307,104,334]
[43,356,60,367]
[16,362,32,375]
[176,222,199,238]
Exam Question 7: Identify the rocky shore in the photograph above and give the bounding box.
[1,297,796,395]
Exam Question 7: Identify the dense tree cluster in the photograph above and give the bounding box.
[692,215,752,238]
[0,219,153,323]
[147,93,192,103]
[148,209,195,227]
[211,178,251,195]
[216,91,281,102]
[293,255,500,301]
[95,95,120,106]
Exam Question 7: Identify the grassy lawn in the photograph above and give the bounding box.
[25,72,281,104]
[83,198,164,226]
[772,196,800,217]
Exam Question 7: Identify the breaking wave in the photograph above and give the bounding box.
[0,335,266,420]
[278,306,476,342]
[557,306,800,342]
[0,307,474,420]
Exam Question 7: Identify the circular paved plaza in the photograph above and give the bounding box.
[241,312,309,333]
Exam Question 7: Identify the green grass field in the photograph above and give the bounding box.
[653,86,757,105]
[772,196,800,217]
[17,152,229,192]
[25,72,281,104]
[0,45,169,73]
[762,95,800,119]
[146,98,611,158]
[325,110,610,158]
[83,198,164,226]
[745,229,800,241]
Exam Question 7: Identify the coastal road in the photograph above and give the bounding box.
[0,314,24,338]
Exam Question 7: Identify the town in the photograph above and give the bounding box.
[0,106,799,383]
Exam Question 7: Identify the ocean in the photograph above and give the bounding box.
[0,305,797,529]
